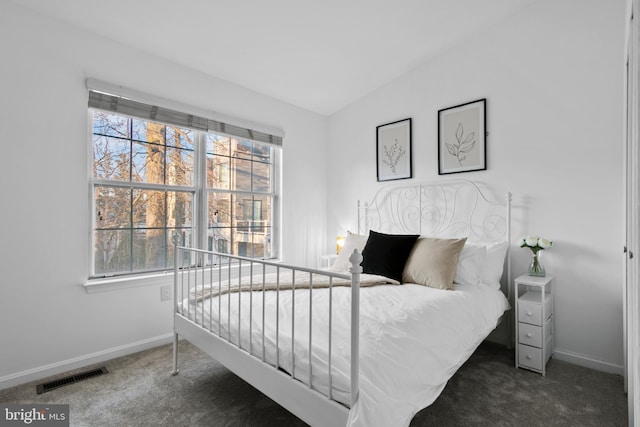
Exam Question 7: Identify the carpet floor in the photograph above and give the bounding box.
[0,340,627,426]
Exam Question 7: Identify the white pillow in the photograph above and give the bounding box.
[454,241,509,289]
[454,244,486,286]
[331,231,368,272]
[481,241,509,289]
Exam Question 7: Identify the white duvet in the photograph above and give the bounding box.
[185,279,509,427]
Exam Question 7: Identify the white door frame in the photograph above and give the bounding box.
[625,1,640,425]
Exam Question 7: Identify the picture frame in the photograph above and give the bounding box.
[376,118,412,182]
[438,99,486,175]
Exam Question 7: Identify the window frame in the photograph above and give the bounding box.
[88,108,281,280]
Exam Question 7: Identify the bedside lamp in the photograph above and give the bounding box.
[336,235,346,254]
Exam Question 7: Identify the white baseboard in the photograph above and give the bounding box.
[553,348,624,376]
[0,333,174,391]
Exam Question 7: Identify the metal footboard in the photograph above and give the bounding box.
[171,236,362,424]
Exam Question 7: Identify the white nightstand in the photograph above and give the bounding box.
[515,274,554,376]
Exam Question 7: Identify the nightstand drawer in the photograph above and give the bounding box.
[517,291,552,326]
[518,344,542,370]
[518,323,542,347]
[518,300,543,325]
[518,318,552,348]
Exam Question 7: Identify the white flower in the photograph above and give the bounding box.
[525,236,539,247]
[519,234,553,251]
[538,238,553,249]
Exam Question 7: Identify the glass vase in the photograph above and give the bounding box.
[528,250,545,277]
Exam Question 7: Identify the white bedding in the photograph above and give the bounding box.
[184,279,509,427]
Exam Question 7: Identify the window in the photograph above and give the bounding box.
[206,136,272,259]
[89,87,281,278]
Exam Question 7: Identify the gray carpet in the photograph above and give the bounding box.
[0,341,627,426]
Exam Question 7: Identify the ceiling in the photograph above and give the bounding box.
[13,0,538,116]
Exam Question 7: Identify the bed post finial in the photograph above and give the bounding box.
[349,249,363,274]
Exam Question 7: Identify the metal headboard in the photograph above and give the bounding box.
[358,180,510,242]
[358,179,512,300]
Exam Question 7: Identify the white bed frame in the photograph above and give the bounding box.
[171,179,511,427]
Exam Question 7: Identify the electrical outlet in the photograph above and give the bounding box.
[160,285,171,301]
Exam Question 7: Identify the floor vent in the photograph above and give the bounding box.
[36,367,108,394]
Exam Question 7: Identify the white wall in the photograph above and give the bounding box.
[327,0,626,372]
[0,2,327,386]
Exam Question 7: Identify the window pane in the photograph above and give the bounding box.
[234,195,271,257]
[252,144,271,163]
[93,111,129,139]
[132,189,165,229]
[132,141,165,184]
[95,186,131,229]
[131,189,165,271]
[208,227,232,255]
[205,192,273,258]
[133,229,166,270]
[94,229,132,275]
[232,140,253,160]
[167,191,193,228]
[166,126,194,151]
[93,136,130,181]
[233,158,252,191]
[235,228,270,258]
[207,134,231,156]
[208,192,232,255]
[252,160,271,192]
[251,195,270,234]
[206,154,230,189]
[132,119,165,144]
[166,147,194,187]
[208,192,231,227]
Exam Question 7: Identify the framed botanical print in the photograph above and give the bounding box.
[438,99,486,175]
[376,118,412,181]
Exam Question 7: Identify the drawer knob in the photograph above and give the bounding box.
[526,311,533,316]
[526,355,532,360]
[526,333,533,338]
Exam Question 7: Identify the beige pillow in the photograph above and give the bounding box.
[402,237,467,290]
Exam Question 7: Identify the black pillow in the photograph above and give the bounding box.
[361,230,419,282]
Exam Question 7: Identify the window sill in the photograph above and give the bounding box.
[84,271,174,293]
